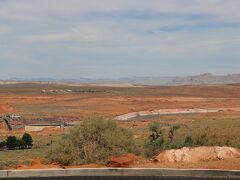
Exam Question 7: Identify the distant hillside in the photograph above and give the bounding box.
[93,73,240,86]
[1,73,240,86]
[164,73,240,86]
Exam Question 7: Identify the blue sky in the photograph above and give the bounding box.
[0,0,240,79]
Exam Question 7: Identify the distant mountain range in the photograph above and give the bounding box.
[2,73,240,86]
[93,73,240,86]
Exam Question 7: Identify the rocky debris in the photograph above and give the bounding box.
[155,146,240,163]
[107,153,138,168]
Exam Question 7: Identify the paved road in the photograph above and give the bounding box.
[2,169,239,179]
[0,176,239,180]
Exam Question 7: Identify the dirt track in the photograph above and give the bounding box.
[115,108,240,120]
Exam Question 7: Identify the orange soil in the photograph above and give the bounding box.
[1,85,240,170]
[16,158,103,170]
[15,154,240,170]
[107,153,139,168]
[16,158,61,170]
[0,104,13,115]
[134,158,240,170]
[1,95,240,118]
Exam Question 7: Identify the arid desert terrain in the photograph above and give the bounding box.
[0,83,240,170]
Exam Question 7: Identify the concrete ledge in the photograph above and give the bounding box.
[0,170,8,178]
[0,168,240,178]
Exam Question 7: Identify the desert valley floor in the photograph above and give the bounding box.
[0,83,240,169]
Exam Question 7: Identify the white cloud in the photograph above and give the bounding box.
[0,0,239,78]
[0,0,240,21]
[0,26,11,34]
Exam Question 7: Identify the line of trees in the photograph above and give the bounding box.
[0,133,33,150]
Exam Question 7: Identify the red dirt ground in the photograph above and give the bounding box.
[0,104,13,115]
[107,153,139,168]
[16,158,103,170]
[1,85,240,170]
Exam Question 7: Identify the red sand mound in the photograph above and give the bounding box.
[155,146,240,163]
[107,153,138,168]
[31,157,44,166]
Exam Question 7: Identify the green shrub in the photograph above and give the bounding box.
[143,122,164,157]
[168,125,180,142]
[144,137,164,157]
[184,135,194,147]
[194,133,208,146]
[164,140,185,149]
[148,122,164,142]
[46,117,138,165]
[0,161,18,170]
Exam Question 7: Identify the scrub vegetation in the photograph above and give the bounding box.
[47,117,139,165]
[47,117,240,165]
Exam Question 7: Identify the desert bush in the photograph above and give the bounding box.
[148,122,163,141]
[46,117,138,165]
[164,140,185,149]
[161,125,184,149]
[0,161,18,170]
[168,125,180,142]
[144,122,164,157]
[144,138,164,157]
[184,135,194,147]
[194,133,208,146]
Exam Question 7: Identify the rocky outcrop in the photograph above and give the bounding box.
[155,146,240,163]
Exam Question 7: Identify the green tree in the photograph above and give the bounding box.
[17,139,27,149]
[47,117,138,165]
[21,133,33,148]
[6,136,18,150]
[0,141,6,149]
